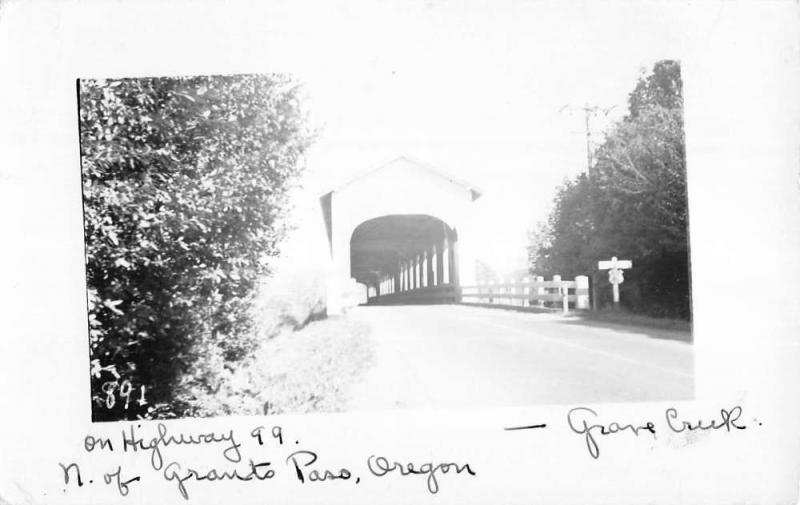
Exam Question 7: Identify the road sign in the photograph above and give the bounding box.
[597,256,632,304]
[598,257,632,270]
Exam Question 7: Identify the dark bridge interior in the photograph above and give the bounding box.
[350,215,460,304]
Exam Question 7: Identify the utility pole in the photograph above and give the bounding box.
[582,107,592,174]
[559,103,616,175]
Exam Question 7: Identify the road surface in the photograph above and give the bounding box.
[345,304,693,410]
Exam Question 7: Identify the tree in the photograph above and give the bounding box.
[80,74,314,420]
[628,60,683,118]
[528,174,596,278]
[529,61,690,319]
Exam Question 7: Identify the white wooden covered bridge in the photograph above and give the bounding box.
[320,156,482,312]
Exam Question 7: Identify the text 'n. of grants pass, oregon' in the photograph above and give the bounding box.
[57,402,755,500]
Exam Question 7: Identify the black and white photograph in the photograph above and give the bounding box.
[1,1,798,504]
[80,60,692,422]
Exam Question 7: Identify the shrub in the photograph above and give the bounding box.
[79,74,314,420]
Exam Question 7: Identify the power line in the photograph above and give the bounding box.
[559,103,616,175]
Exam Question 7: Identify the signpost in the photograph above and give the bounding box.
[597,256,632,305]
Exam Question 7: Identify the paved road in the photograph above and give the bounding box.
[345,304,693,410]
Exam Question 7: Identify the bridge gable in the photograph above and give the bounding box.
[321,156,481,248]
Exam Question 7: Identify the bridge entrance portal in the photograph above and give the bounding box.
[350,215,460,304]
[320,156,481,313]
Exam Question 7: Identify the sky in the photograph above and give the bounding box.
[0,0,694,284]
[0,0,692,279]
[268,0,689,278]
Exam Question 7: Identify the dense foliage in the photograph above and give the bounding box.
[529,61,690,319]
[80,74,313,420]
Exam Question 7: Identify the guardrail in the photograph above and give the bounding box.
[460,275,590,314]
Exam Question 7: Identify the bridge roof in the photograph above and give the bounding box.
[319,156,482,252]
[330,155,483,201]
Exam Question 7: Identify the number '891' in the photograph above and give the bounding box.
[100,380,147,410]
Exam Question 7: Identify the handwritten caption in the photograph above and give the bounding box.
[561,404,751,459]
[59,423,475,499]
[58,404,753,499]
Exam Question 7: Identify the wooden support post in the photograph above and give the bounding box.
[422,251,428,287]
[440,237,450,284]
[512,279,519,306]
[415,255,421,289]
[536,275,545,308]
[449,235,460,288]
[427,247,435,288]
[523,276,530,307]
[552,275,565,313]
[575,275,590,309]
[431,245,438,286]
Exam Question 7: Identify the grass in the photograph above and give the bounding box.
[251,316,375,415]
[573,307,692,332]
[173,262,376,418]
[559,306,693,343]
[460,301,692,343]
[184,315,375,417]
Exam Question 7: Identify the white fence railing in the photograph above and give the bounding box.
[460,275,590,314]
